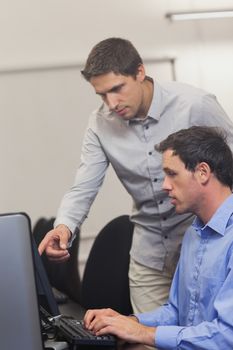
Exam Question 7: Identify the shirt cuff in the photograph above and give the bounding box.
[54,219,79,247]
[155,325,184,349]
[54,217,77,235]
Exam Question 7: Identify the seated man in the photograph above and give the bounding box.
[83,126,233,349]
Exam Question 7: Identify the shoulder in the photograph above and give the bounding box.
[158,80,214,100]
[88,103,110,125]
[90,102,111,118]
[87,103,125,133]
[157,80,229,122]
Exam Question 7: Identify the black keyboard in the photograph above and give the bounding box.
[57,316,116,347]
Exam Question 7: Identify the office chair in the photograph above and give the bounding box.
[81,215,134,315]
[33,217,81,303]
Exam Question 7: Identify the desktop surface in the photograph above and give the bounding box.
[45,340,151,350]
[59,299,86,320]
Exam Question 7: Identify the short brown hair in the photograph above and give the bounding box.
[81,37,143,81]
[155,126,233,189]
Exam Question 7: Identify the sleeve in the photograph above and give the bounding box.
[192,93,233,151]
[155,249,233,350]
[135,261,181,347]
[54,118,109,234]
[136,267,179,327]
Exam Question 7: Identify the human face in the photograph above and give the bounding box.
[162,149,201,215]
[89,66,147,120]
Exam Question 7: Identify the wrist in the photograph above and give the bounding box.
[56,224,72,240]
[141,326,156,347]
[128,315,139,323]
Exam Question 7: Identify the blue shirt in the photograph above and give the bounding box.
[137,194,233,349]
[55,79,233,271]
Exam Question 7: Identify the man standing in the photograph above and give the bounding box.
[84,126,233,349]
[39,37,233,313]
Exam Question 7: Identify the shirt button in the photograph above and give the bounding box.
[153,178,158,182]
[145,125,149,129]
[148,151,152,155]
[159,200,163,204]
[164,235,168,239]
[163,217,167,221]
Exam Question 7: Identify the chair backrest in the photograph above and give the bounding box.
[33,217,81,303]
[81,215,134,315]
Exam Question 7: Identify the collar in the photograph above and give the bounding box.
[147,78,161,122]
[128,78,162,125]
[193,194,233,236]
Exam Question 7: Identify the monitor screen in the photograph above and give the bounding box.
[0,212,44,350]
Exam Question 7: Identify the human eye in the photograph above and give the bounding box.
[166,170,177,177]
[111,84,124,93]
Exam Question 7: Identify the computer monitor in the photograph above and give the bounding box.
[0,212,44,350]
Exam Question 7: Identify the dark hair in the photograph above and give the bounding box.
[81,37,143,81]
[155,126,233,189]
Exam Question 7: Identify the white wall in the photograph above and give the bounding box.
[0,0,233,272]
[0,60,173,275]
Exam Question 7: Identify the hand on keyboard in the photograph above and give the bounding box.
[57,316,116,346]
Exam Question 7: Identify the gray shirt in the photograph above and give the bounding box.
[55,80,233,270]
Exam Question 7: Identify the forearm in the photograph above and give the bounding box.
[155,320,233,350]
[55,129,109,233]
[127,315,156,346]
[138,325,157,347]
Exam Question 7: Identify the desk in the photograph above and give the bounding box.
[72,344,151,350]
[119,344,153,350]
[45,338,153,350]
[59,299,86,319]
[45,342,152,350]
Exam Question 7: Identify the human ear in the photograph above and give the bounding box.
[136,64,146,82]
[196,162,211,184]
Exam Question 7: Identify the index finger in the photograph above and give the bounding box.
[38,233,53,255]
[83,309,98,328]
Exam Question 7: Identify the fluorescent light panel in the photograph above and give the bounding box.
[166,9,233,21]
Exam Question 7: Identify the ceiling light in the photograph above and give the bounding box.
[166,9,233,21]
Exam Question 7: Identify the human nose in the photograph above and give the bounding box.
[105,93,118,110]
[162,176,172,192]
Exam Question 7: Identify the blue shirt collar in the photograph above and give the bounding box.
[193,193,233,236]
